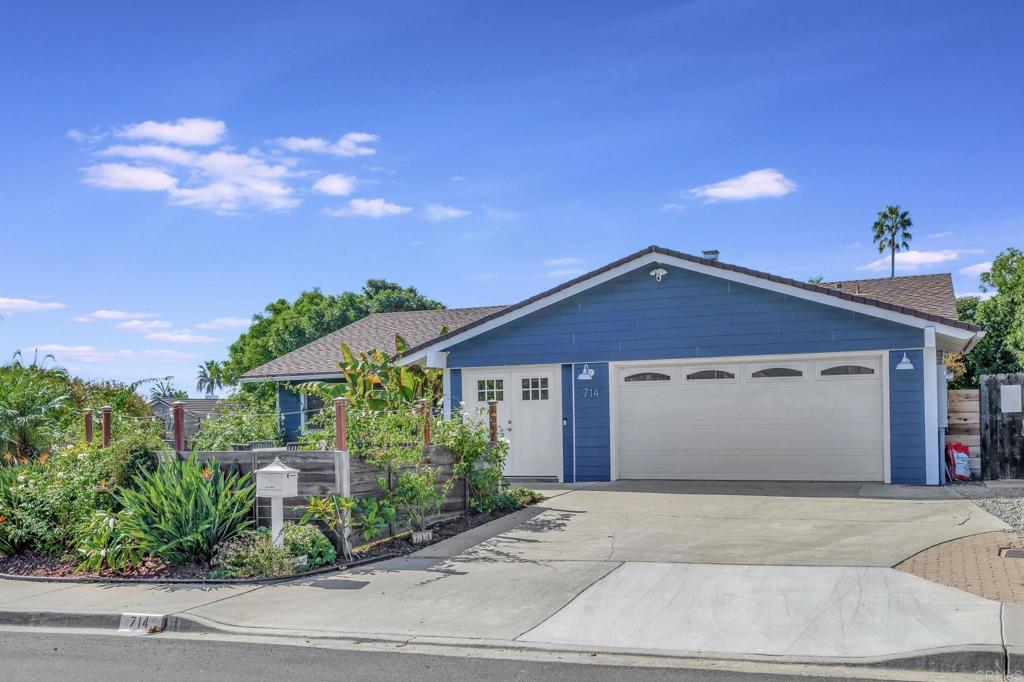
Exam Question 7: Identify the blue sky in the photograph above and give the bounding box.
[1,1,1021,392]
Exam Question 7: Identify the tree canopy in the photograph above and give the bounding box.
[220,280,443,385]
[949,247,1024,388]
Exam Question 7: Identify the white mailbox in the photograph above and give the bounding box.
[256,457,299,497]
[255,458,299,548]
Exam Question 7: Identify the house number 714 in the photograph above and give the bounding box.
[582,388,600,398]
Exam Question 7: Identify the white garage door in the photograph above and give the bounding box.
[616,355,885,481]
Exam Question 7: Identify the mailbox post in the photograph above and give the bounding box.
[255,457,299,548]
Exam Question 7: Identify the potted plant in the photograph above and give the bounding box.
[387,465,445,543]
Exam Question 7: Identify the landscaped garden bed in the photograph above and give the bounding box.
[0,340,539,584]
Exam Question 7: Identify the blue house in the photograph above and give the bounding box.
[243,246,982,485]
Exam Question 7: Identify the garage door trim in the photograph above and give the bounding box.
[607,351,891,483]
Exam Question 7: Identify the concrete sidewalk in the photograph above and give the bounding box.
[1,557,1021,673]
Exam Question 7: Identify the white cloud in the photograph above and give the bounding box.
[75,309,161,322]
[67,128,104,144]
[116,319,172,332]
[90,146,298,213]
[450,176,465,182]
[312,173,357,196]
[83,163,178,191]
[545,267,586,279]
[327,198,411,218]
[927,231,954,239]
[857,249,973,272]
[661,202,686,212]
[196,317,251,331]
[959,261,992,277]
[687,168,796,203]
[146,331,220,344]
[276,132,378,157]
[100,144,197,165]
[117,117,226,146]
[424,204,470,221]
[27,344,194,364]
[0,297,66,313]
[544,257,582,267]
[956,290,996,301]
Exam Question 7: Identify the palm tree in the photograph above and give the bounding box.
[871,205,913,278]
[0,362,68,460]
[149,379,187,401]
[196,360,223,398]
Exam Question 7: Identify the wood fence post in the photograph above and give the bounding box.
[100,406,111,447]
[84,409,93,444]
[981,375,994,479]
[488,400,498,442]
[172,401,185,452]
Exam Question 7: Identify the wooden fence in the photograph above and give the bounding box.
[946,389,981,478]
[981,373,1024,480]
[180,445,467,536]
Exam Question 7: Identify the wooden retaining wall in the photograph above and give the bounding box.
[182,446,466,532]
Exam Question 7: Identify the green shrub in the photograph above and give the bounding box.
[490,486,543,513]
[210,529,294,578]
[74,509,144,574]
[433,413,509,512]
[0,466,21,556]
[190,395,282,451]
[282,524,335,568]
[0,449,115,553]
[101,426,165,489]
[117,455,255,566]
[386,465,446,531]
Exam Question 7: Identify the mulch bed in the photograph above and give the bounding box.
[0,507,522,581]
[354,509,510,561]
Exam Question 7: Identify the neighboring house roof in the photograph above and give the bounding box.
[400,245,980,361]
[823,273,958,320]
[148,397,228,420]
[240,306,507,381]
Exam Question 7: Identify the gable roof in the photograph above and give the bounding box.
[399,245,980,361]
[240,306,507,381]
[823,273,958,320]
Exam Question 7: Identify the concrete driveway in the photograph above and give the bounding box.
[173,480,1013,665]
[451,480,1007,567]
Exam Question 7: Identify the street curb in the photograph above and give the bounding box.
[164,610,1008,674]
[0,606,1008,673]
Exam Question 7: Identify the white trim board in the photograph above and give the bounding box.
[239,373,343,384]
[401,251,978,365]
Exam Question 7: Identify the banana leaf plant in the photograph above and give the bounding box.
[302,333,443,412]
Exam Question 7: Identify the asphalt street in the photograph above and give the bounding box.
[0,630,963,682]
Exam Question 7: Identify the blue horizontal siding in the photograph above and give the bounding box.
[277,385,303,442]
[561,364,574,482]
[889,350,926,484]
[449,368,462,415]
[445,263,924,367]
[572,362,610,481]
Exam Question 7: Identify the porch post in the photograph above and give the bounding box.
[84,409,93,444]
[172,401,185,452]
[100,406,111,447]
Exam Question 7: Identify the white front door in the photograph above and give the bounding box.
[462,367,562,479]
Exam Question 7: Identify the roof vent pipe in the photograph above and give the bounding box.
[702,249,720,261]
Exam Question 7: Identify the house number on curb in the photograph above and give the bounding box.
[582,387,600,398]
[118,613,166,633]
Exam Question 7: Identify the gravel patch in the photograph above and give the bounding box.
[954,483,1024,537]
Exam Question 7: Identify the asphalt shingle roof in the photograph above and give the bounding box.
[240,306,507,380]
[823,273,958,320]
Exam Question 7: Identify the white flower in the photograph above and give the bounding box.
[16,475,25,483]
[499,437,511,445]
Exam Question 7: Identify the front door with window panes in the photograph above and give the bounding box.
[462,367,562,479]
